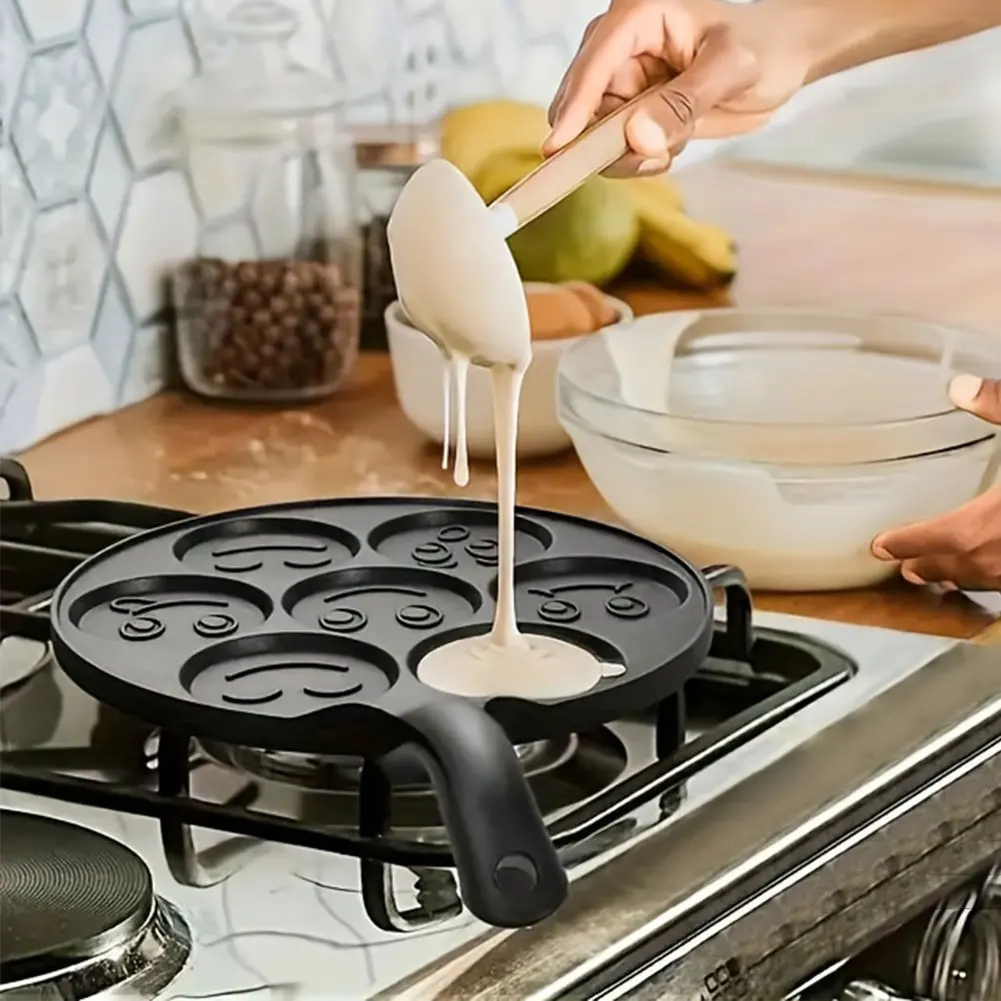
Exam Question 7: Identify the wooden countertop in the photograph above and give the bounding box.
[19,165,1001,643]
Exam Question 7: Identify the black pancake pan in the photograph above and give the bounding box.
[51,497,715,928]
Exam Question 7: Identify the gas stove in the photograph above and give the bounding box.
[2,457,1001,1000]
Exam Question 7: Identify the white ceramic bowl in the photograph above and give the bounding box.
[558,309,1001,591]
[387,284,633,459]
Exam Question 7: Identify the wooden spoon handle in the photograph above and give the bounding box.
[489,86,658,234]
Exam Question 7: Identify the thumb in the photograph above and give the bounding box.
[949,373,1001,425]
[625,25,758,159]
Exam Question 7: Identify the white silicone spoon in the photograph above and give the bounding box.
[387,87,658,370]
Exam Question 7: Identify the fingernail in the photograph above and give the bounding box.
[871,543,893,560]
[949,373,984,408]
[901,568,926,585]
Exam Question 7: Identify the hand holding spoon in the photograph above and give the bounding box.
[387,84,658,366]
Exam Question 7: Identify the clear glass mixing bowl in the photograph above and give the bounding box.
[557,309,1001,591]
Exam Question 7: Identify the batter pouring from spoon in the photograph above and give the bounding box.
[387,156,622,700]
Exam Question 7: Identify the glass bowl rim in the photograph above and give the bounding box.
[557,306,1001,434]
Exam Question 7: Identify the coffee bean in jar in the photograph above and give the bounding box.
[175,257,360,402]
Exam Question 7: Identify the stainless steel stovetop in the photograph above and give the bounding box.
[3,611,1000,1001]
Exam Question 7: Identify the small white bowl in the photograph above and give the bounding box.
[386,283,633,459]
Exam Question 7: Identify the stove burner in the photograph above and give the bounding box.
[196,729,628,835]
[0,810,191,996]
[1,810,152,970]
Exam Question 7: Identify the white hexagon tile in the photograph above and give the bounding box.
[0,303,44,454]
[2,0,600,452]
[18,201,108,357]
[0,309,28,426]
[0,3,29,130]
[116,170,199,321]
[16,0,89,46]
[0,148,33,300]
[88,119,132,241]
[32,343,116,444]
[85,0,129,88]
[11,42,104,201]
[111,17,195,170]
[118,324,171,407]
[90,266,138,397]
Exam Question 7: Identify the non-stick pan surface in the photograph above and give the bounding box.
[51,497,714,928]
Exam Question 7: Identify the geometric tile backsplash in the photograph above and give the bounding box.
[0,0,609,453]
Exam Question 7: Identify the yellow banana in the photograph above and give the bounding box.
[638,210,737,289]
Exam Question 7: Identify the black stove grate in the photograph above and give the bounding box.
[0,458,189,645]
[0,457,855,931]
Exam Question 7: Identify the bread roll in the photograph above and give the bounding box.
[525,286,595,341]
[562,281,619,328]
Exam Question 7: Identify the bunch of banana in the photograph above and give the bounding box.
[627,177,736,288]
[438,100,736,291]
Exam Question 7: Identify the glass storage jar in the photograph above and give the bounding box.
[352,125,437,351]
[173,0,361,402]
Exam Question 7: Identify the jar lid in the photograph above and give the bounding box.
[353,124,439,170]
[176,0,341,130]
